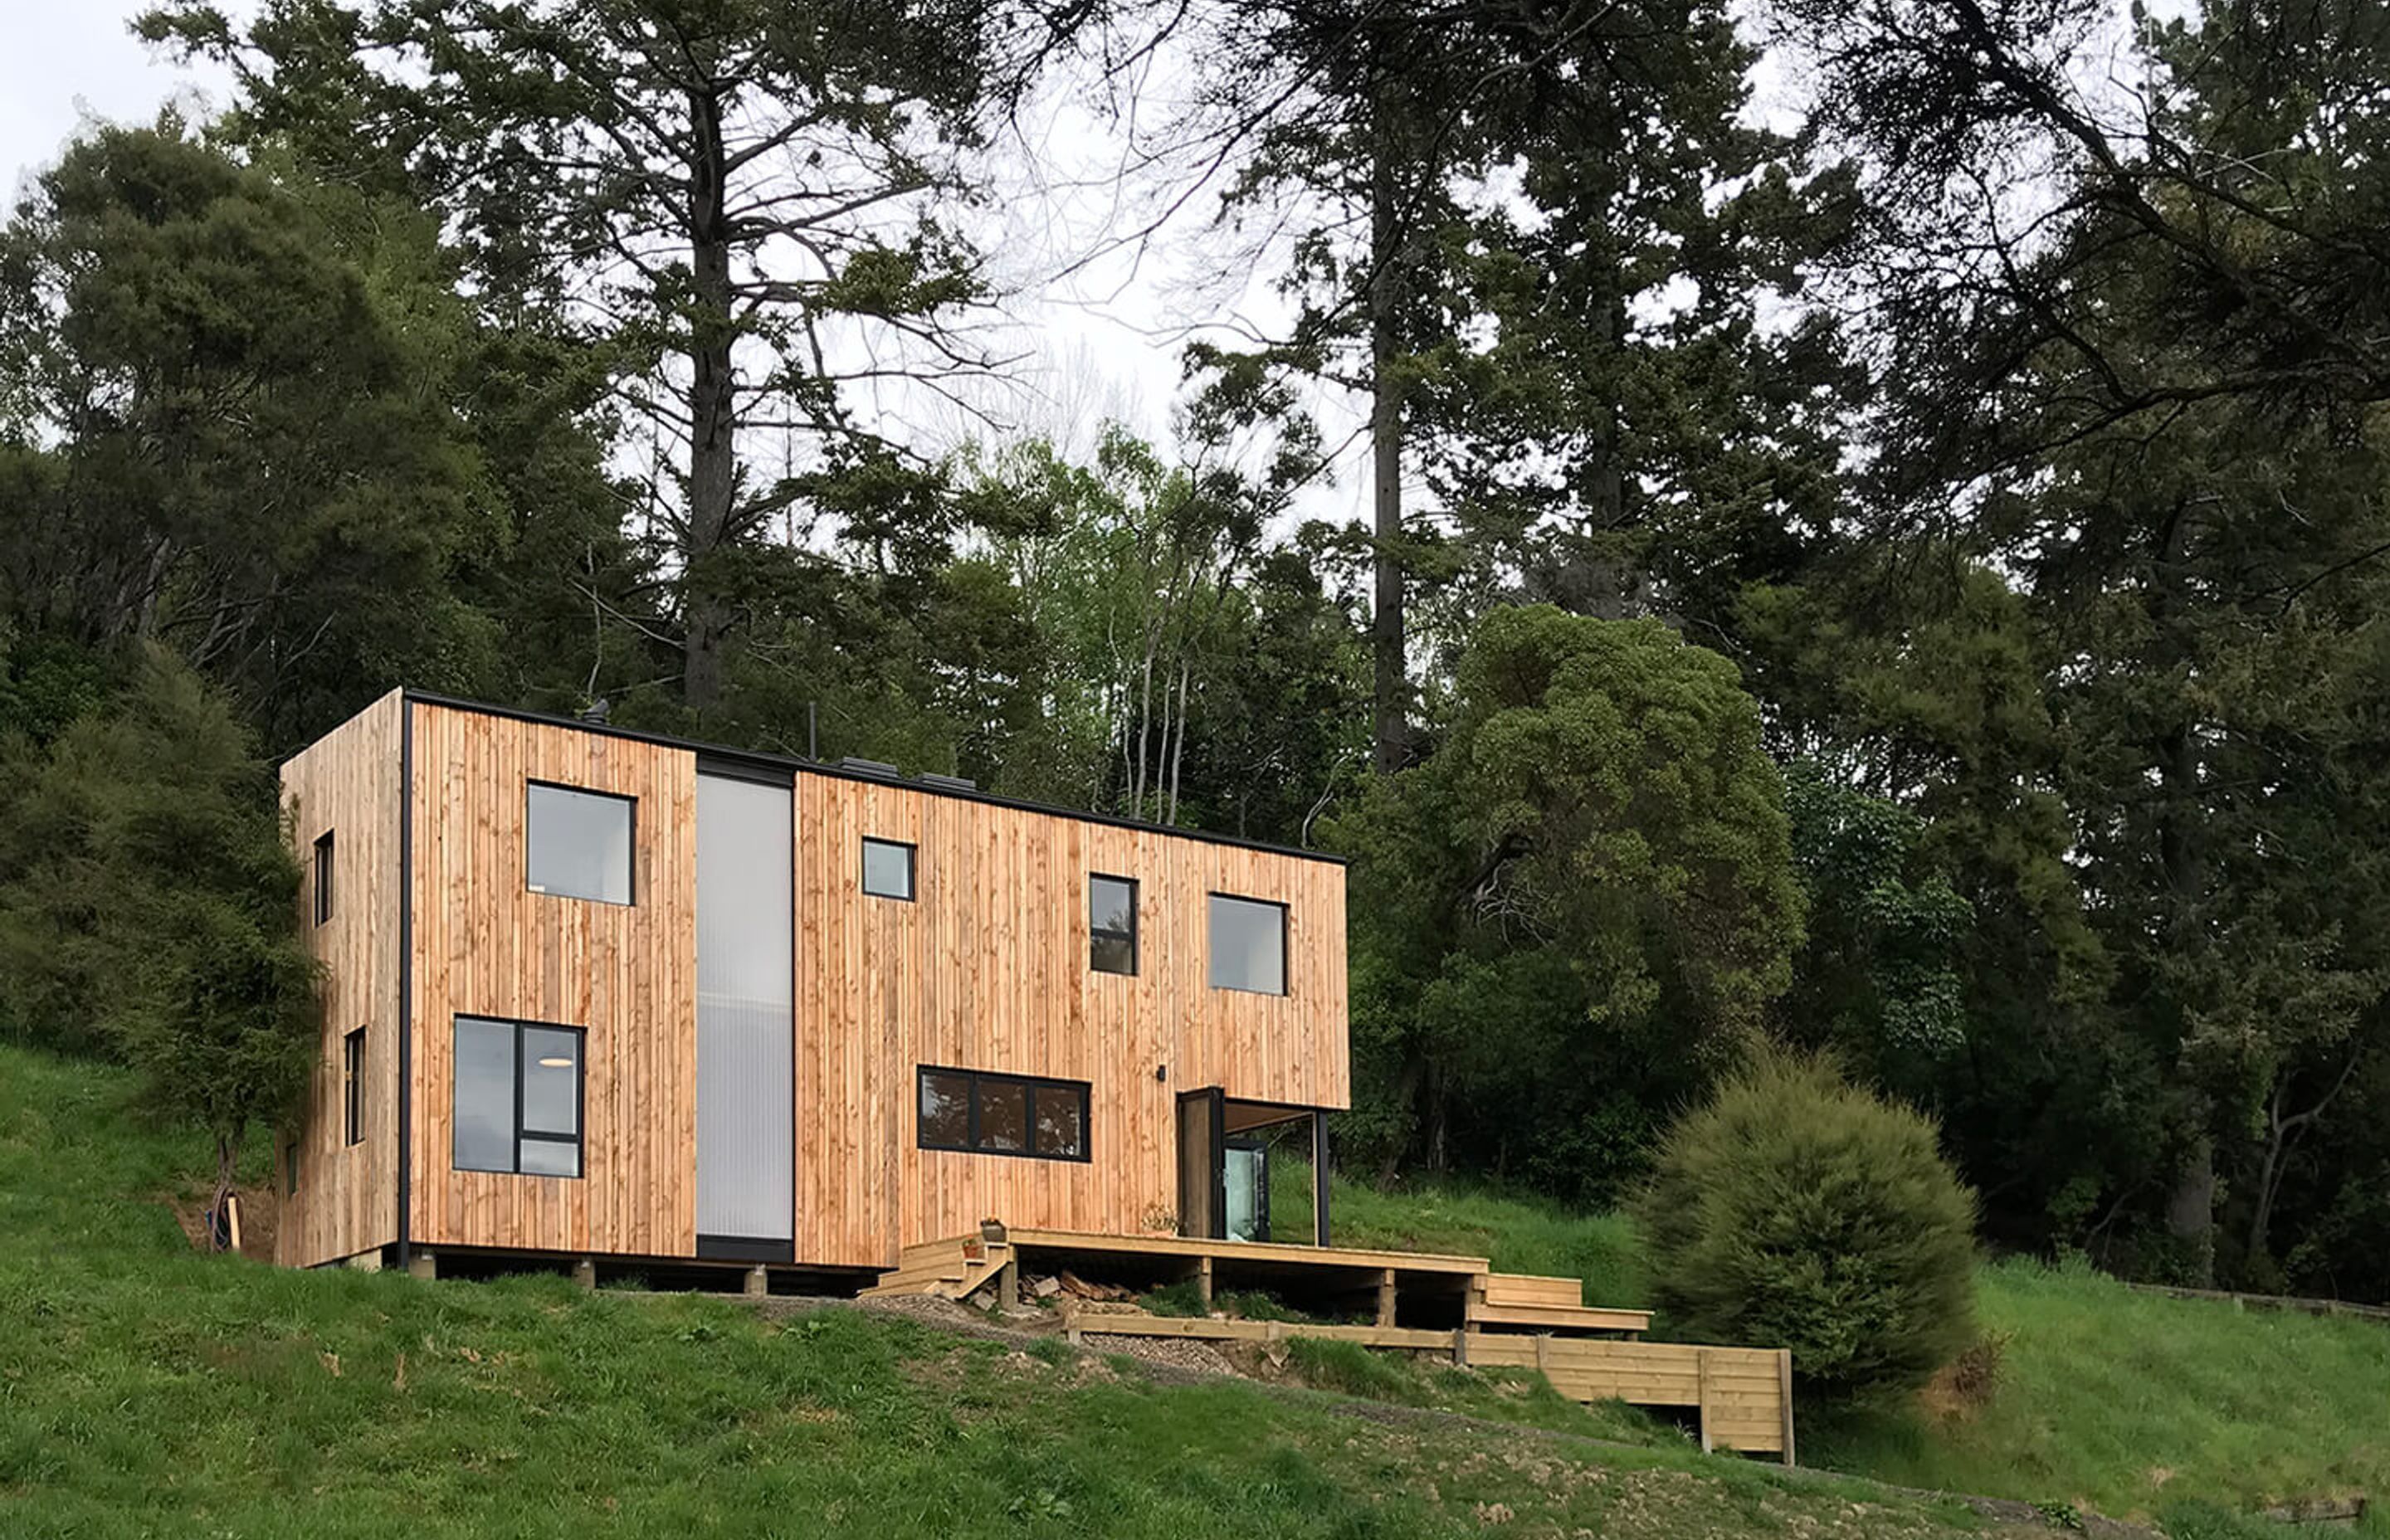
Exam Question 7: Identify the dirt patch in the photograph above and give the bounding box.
[165,1182,276,1262]
[1918,1331,2010,1422]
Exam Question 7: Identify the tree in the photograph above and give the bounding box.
[0,648,319,1233]
[1331,605,1804,1189]
[146,0,1025,713]
[0,121,502,748]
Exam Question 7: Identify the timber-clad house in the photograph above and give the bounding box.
[274,690,1345,1278]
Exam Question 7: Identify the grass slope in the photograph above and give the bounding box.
[0,1045,2001,1540]
[1308,1170,2390,1535]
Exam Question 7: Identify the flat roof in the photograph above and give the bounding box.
[398,690,1345,866]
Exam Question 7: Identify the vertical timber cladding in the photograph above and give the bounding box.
[794,772,1349,1269]
[275,690,406,1267]
[407,702,700,1258]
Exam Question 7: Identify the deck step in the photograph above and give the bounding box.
[1477,1274,1584,1309]
[1467,1300,1651,1334]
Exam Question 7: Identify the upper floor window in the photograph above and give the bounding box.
[526,782,634,904]
[313,831,334,926]
[1207,893,1287,996]
[343,1027,365,1147]
[453,1016,585,1177]
[861,837,915,900]
[917,1066,1089,1161]
[1090,875,1137,975]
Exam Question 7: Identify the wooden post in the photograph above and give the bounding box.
[744,1265,769,1299]
[1194,1255,1214,1310]
[1696,1348,1714,1454]
[1777,1349,1797,1466]
[406,1249,437,1282]
[1451,1327,1469,1367]
[572,1258,597,1290]
[996,1259,1019,1312]
[1376,1267,1397,1328]
[1063,1296,1083,1347]
[1534,1333,1552,1377]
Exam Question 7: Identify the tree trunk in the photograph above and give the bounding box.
[1368,78,1408,773]
[682,82,737,710]
[2153,500,2215,1284]
[1374,1047,1427,1186]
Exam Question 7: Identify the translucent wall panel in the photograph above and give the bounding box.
[696,772,794,1241]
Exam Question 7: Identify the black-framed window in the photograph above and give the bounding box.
[284,1137,300,1197]
[453,1016,585,1177]
[862,837,915,900]
[1207,893,1289,995]
[313,831,334,926]
[343,1027,365,1147]
[1090,874,1138,976]
[917,1066,1090,1162]
[526,782,635,905]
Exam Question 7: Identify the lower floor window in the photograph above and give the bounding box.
[454,1016,585,1177]
[917,1066,1089,1161]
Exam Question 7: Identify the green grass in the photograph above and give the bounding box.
[1805,1256,2390,1529]
[1303,1162,2390,1533]
[1300,1160,1646,1308]
[0,1044,2004,1539]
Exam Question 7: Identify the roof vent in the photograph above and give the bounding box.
[919,772,978,792]
[836,756,900,778]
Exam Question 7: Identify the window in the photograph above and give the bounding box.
[916,1067,1089,1162]
[1090,874,1137,975]
[313,831,334,926]
[1208,893,1288,996]
[861,837,915,900]
[343,1027,365,1147]
[526,782,634,904]
[453,1016,585,1177]
[284,1137,300,1197]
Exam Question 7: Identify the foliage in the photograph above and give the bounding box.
[0,1042,2005,1540]
[0,649,317,1201]
[1333,607,1802,1194]
[1636,1051,1977,1397]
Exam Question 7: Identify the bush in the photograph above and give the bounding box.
[1636,1050,1978,1398]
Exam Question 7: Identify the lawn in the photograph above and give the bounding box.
[1301,1163,2390,1535]
[0,1044,2005,1539]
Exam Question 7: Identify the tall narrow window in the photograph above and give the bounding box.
[452,1016,585,1177]
[861,837,915,900]
[526,782,635,904]
[343,1027,365,1147]
[1090,875,1138,975]
[284,1137,300,1197]
[1208,893,1288,996]
[313,831,334,926]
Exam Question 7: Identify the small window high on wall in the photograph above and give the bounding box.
[453,1016,585,1177]
[1090,875,1137,975]
[343,1027,364,1147]
[526,782,634,904]
[1207,893,1288,996]
[861,837,915,900]
[313,831,334,926]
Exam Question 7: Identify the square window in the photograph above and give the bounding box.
[453,1016,585,1177]
[1090,874,1137,976]
[918,1070,972,1149]
[1032,1085,1085,1158]
[861,838,915,900]
[526,782,634,904]
[1208,894,1288,996]
[977,1079,1028,1153]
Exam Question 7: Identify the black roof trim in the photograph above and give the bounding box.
[396,690,1346,866]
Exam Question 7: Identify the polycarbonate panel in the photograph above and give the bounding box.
[696,772,794,1241]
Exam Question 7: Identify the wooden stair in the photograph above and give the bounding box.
[1468,1272,1651,1337]
[860,1235,1013,1302]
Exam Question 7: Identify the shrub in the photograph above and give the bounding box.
[1636,1050,1978,1397]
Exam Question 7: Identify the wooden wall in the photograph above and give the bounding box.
[794,772,1349,1269]
[406,702,699,1258]
[276,690,403,1267]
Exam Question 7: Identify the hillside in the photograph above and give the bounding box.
[1321,1169,2390,1534]
[1,1044,2028,1540]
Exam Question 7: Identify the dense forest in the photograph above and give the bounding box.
[4,0,2389,1305]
